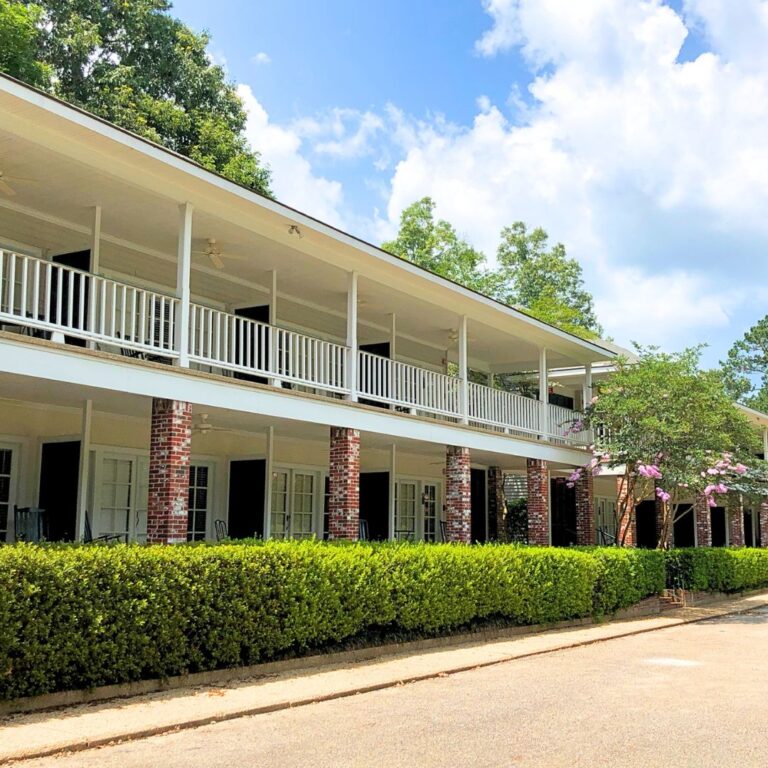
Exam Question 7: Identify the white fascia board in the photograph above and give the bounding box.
[0,75,615,364]
[0,338,586,465]
[736,403,768,427]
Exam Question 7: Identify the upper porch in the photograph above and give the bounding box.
[0,74,612,449]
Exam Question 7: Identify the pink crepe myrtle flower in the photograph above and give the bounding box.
[637,463,663,479]
[655,487,671,503]
[733,463,748,475]
[706,497,717,508]
[706,468,720,475]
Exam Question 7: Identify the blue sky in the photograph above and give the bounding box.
[172,1,768,369]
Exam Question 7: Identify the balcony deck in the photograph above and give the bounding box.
[0,249,590,447]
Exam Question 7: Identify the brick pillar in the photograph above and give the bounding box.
[760,500,768,548]
[488,466,506,542]
[694,493,711,547]
[328,426,360,540]
[616,476,636,547]
[445,446,471,543]
[526,458,549,546]
[147,398,192,544]
[728,494,745,547]
[575,473,595,545]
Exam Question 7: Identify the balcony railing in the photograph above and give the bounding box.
[0,249,588,446]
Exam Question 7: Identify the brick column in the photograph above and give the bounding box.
[445,446,471,543]
[616,476,636,547]
[694,493,711,547]
[575,473,595,545]
[760,500,768,548]
[488,466,506,542]
[728,494,745,547]
[526,458,549,546]
[328,426,360,540]
[147,398,192,544]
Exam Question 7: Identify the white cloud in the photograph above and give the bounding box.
[237,85,345,227]
[292,109,385,159]
[374,0,768,350]
[252,51,271,65]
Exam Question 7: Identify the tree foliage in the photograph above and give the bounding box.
[0,0,272,195]
[576,346,762,547]
[721,316,768,413]
[383,198,602,340]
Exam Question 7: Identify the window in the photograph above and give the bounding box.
[187,465,210,541]
[292,472,315,539]
[0,448,12,542]
[98,457,133,539]
[270,470,289,539]
[395,481,417,540]
[271,468,318,539]
[595,497,617,545]
[423,483,438,542]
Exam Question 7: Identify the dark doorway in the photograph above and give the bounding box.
[470,468,487,542]
[52,251,91,347]
[636,500,658,549]
[359,342,390,409]
[234,305,270,383]
[745,509,755,547]
[38,440,80,541]
[673,504,695,547]
[227,459,265,538]
[360,472,389,540]
[711,507,727,547]
[551,478,577,546]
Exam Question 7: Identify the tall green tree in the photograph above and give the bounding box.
[382,197,490,292]
[0,1,50,87]
[0,0,271,195]
[721,316,768,413]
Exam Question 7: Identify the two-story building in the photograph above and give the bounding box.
[0,73,614,546]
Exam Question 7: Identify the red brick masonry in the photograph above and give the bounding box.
[575,473,595,545]
[328,426,360,540]
[527,458,549,546]
[488,466,505,542]
[728,494,745,548]
[445,446,471,543]
[694,493,711,547]
[147,398,192,544]
[617,476,636,547]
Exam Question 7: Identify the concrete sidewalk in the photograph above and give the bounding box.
[2,591,767,764]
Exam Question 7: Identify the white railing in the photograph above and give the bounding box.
[358,351,460,417]
[0,250,178,357]
[188,304,348,393]
[468,381,540,437]
[548,403,589,444]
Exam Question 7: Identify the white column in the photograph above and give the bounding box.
[264,425,274,539]
[389,313,397,359]
[538,347,549,439]
[268,270,280,386]
[459,315,468,424]
[763,427,768,460]
[269,270,278,324]
[583,362,592,409]
[75,399,93,541]
[87,206,101,350]
[345,271,358,401]
[389,443,397,540]
[174,202,193,367]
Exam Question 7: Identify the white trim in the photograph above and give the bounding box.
[75,399,92,541]
[0,441,20,542]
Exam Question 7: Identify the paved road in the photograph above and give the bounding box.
[24,608,768,768]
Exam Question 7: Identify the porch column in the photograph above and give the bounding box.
[174,202,193,368]
[526,458,549,545]
[694,493,712,547]
[345,272,358,402]
[728,493,745,547]
[445,446,471,542]
[488,466,506,541]
[328,426,360,540]
[538,349,549,439]
[87,206,101,350]
[75,399,93,541]
[388,443,396,540]
[617,476,636,547]
[263,426,274,539]
[575,472,595,545]
[147,398,192,544]
[760,500,768,548]
[458,315,468,424]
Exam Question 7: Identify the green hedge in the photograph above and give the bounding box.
[665,548,768,592]
[0,542,665,700]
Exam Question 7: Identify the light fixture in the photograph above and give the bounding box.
[288,224,303,239]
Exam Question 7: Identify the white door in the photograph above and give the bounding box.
[422,483,439,542]
[0,446,16,543]
[270,469,317,540]
[395,481,417,540]
[188,464,212,541]
[291,472,315,539]
[96,455,134,540]
[134,456,149,543]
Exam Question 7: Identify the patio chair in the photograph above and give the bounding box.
[214,519,228,541]
[358,518,369,541]
[83,512,125,543]
[13,506,47,542]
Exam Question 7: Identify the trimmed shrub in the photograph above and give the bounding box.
[0,542,666,700]
[665,548,768,592]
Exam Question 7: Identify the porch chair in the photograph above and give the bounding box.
[83,512,125,543]
[440,520,448,543]
[214,519,228,541]
[13,506,48,542]
[358,518,369,541]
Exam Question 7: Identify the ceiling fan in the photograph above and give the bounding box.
[192,413,228,435]
[0,168,37,197]
[192,238,250,271]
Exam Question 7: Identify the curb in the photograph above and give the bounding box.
[3,593,766,764]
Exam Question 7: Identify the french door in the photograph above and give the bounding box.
[395,481,417,540]
[422,483,439,542]
[270,469,317,539]
[97,455,134,540]
[0,446,16,542]
[595,497,618,545]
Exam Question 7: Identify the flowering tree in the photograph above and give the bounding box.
[569,347,763,548]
